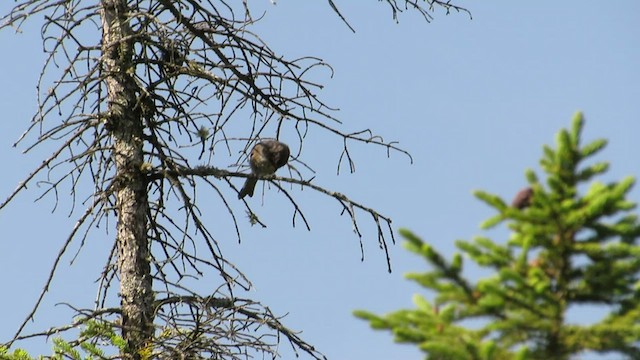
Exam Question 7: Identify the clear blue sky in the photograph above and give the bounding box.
[1,1,639,359]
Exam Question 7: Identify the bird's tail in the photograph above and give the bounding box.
[238,177,258,199]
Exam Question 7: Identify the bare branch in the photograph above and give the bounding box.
[0,0,457,356]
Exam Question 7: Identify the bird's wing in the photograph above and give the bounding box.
[263,141,290,169]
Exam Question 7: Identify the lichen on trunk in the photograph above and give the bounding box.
[101,0,153,358]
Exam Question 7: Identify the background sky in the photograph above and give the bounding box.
[1,1,639,359]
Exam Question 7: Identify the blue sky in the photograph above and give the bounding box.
[1,1,639,359]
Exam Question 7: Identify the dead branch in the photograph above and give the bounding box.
[0,0,467,357]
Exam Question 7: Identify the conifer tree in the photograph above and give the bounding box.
[355,113,640,360]
[1,1,469,359]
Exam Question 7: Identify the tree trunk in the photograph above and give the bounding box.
[101,0,153,358]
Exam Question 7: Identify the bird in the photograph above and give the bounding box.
[511,187,533,209]
[238,140,290,199]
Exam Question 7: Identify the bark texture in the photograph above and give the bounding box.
[101,0,153,358]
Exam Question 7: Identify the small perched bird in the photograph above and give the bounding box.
[238,140,290,199]
[511,187,533,209]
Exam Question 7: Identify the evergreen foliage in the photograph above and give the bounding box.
[355,113,640,359]
[0,319,125,360]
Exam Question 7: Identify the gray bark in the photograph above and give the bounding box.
[101,0,153,358]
